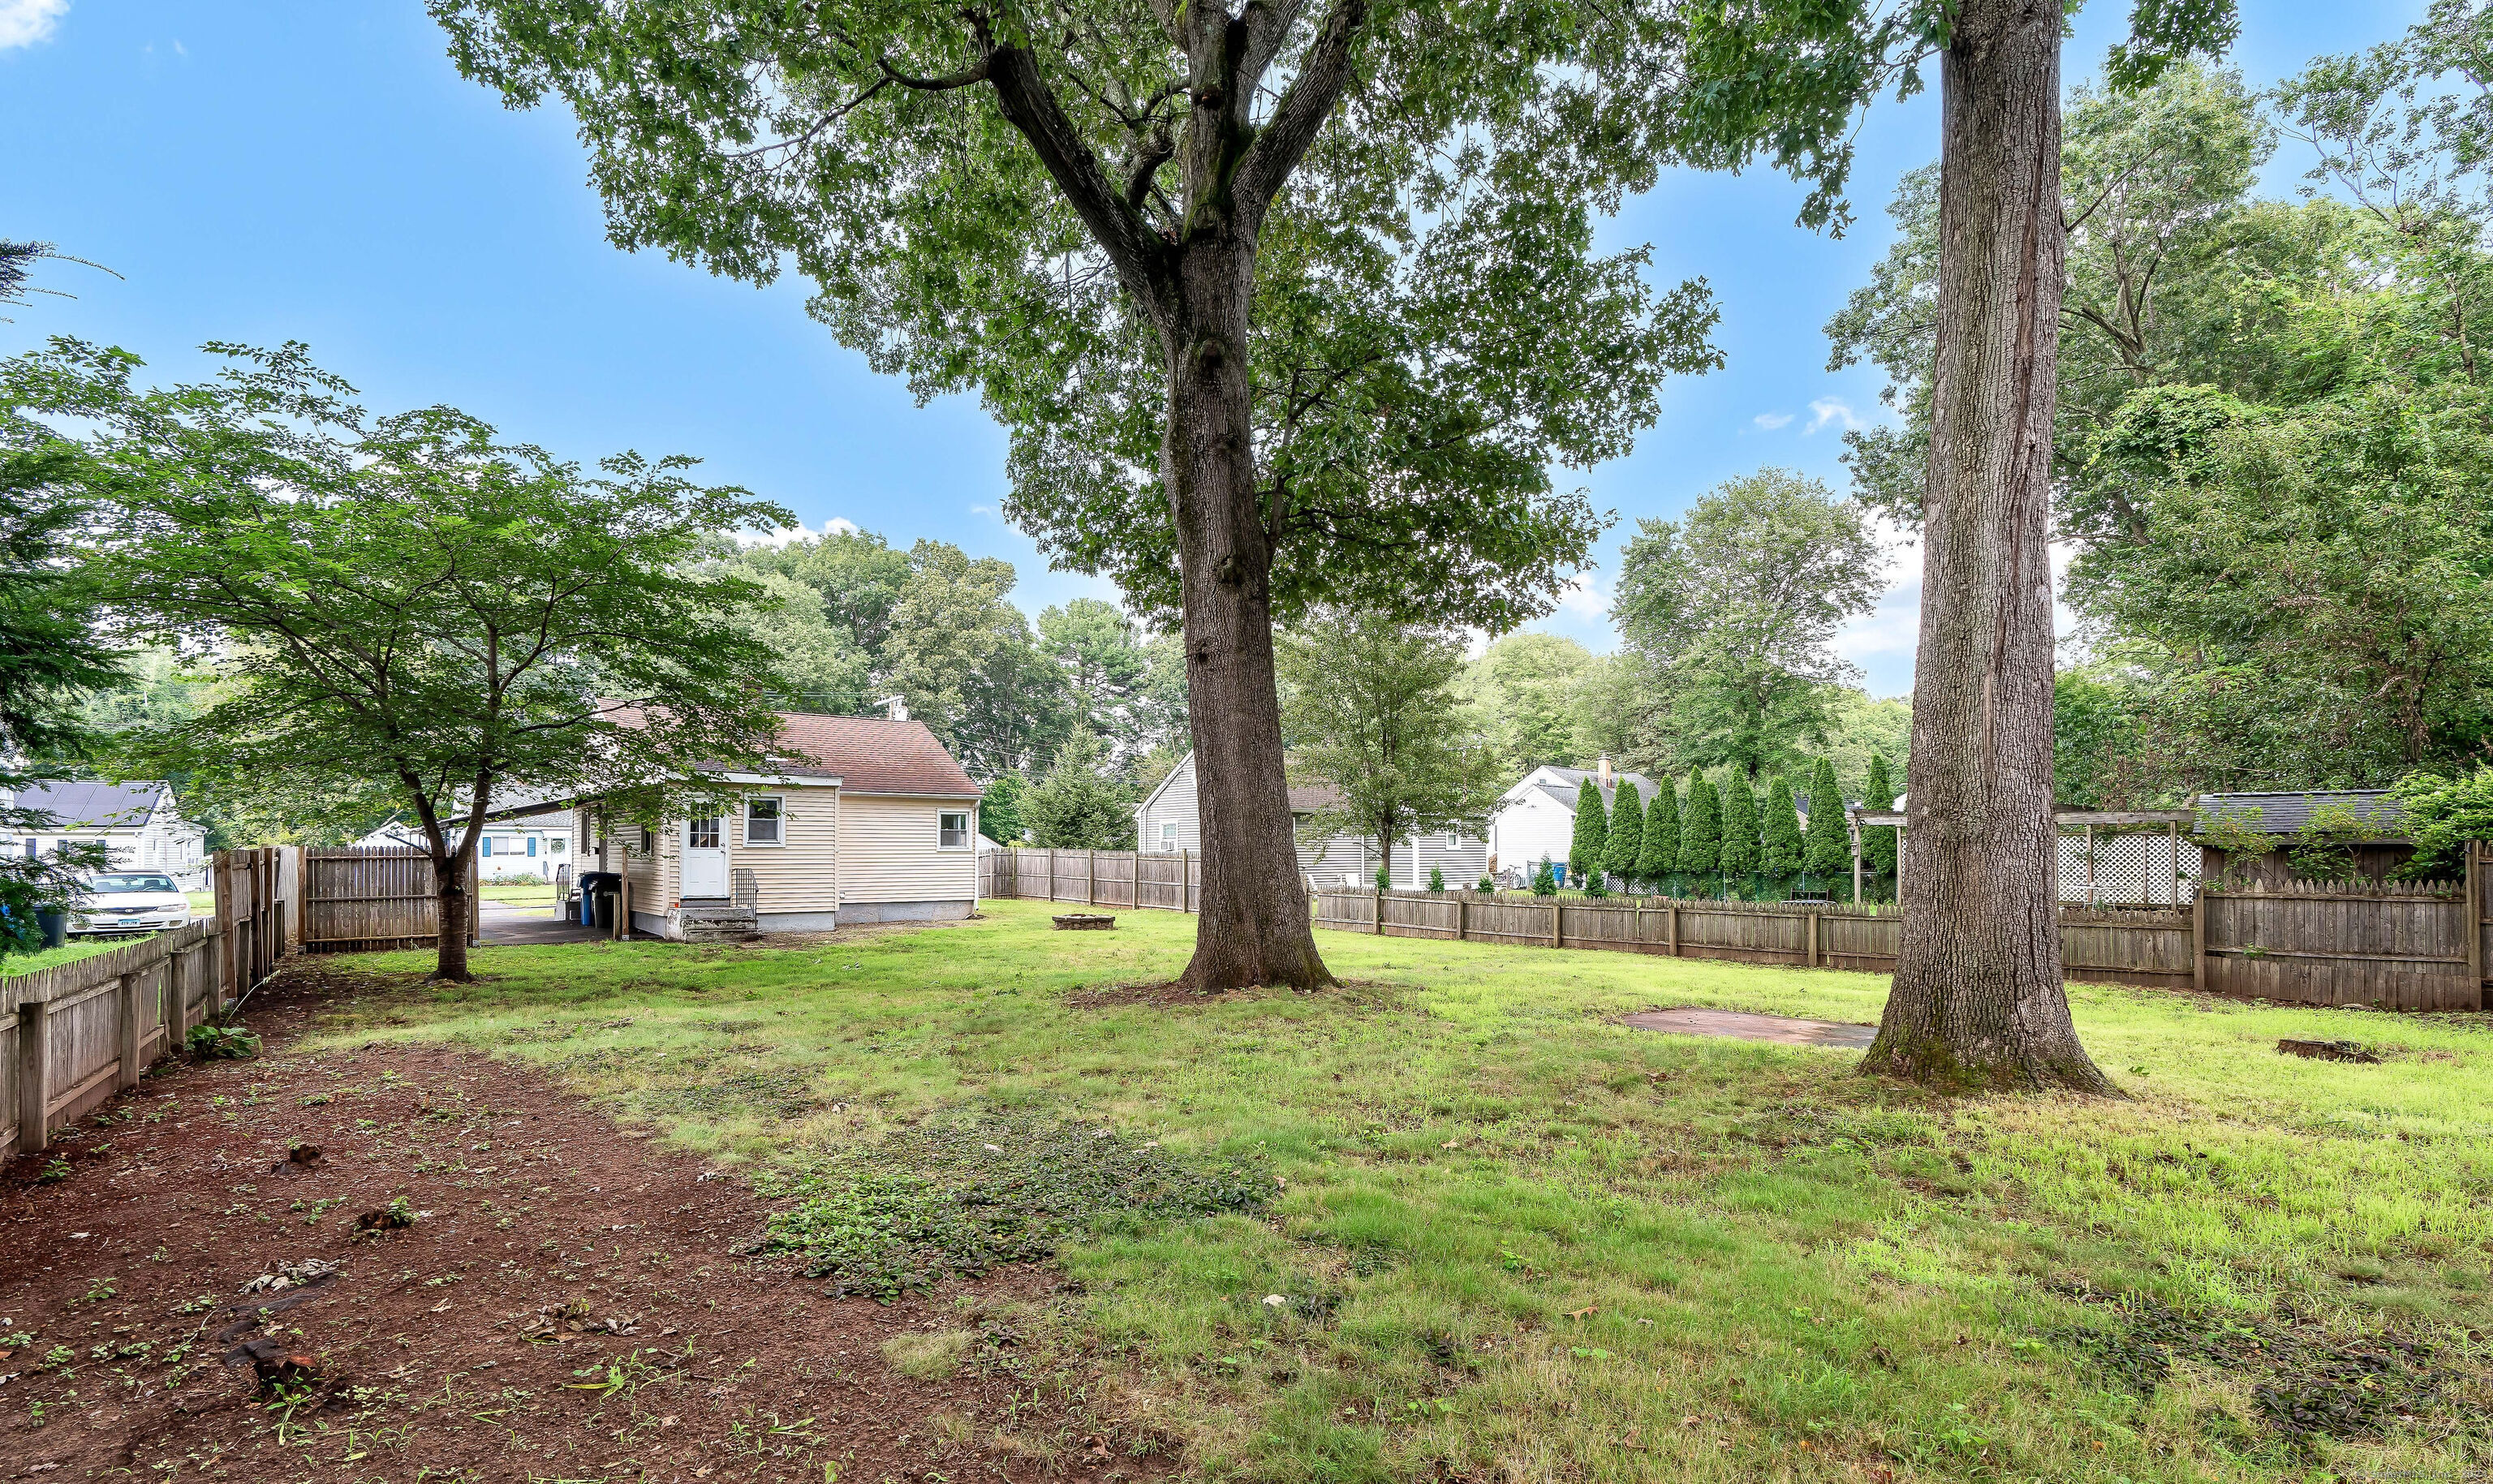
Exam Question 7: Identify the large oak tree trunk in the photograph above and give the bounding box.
[1861,0,2111,1093]
[1166,241,1336,991]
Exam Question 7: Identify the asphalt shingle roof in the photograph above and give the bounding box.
[770,714,981,798]
[13,781,169,830]
[2195,790,2407,837]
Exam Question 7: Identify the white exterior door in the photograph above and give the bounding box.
[682,816,729,898]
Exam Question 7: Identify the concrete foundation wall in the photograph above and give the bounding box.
[756,910,842,932]
[835,899,972,924]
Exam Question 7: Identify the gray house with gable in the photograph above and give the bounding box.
[1134,751,1489,889]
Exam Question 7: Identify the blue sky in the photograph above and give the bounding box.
[2,0,2422,696]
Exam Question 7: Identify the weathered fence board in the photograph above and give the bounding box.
[984,845,2488,1011]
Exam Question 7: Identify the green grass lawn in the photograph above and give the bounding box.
[0,934,153,977]
[478,879,558,905]
[309,899,2492,1482]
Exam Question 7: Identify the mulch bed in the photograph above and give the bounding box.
[0,965,1166,1482]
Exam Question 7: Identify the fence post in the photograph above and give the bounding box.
[116,970,143,1092]
[1668,903,1679,957]
[17,1001,50,1155]
[1087,850,1097,907]
[2192,883,2210,995]
[1373,887,1385,936]
[1550,902,1561,948]
[1183,849,1193,913]
[1807,914,1820,970]
[2468,842,2486,1008]
[1457,895,1468,944]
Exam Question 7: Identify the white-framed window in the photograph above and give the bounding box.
[745,795,784,846]
[1160,821,1179,853]
[938,810,972,850]
[1446,832,1463,848]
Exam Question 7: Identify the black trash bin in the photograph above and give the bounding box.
[37,909,68,950]
[578,871,622,930]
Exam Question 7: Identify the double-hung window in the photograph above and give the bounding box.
[938,811,971,850]
[1160,822,1179,853]
[745,796,784,846]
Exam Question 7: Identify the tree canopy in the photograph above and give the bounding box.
[10,340,790,979]
[1277,609,1501,880]
[1613,468,1885,780]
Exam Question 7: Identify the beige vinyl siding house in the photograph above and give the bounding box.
[549,715,980,939]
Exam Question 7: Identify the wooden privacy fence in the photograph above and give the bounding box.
[3,846,291,1159]
[987,845,2492,1011]
[985,847,1201,913]
[302,846,467,953]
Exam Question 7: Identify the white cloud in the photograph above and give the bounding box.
[734,516,861,548]
[0,0,67,49]
[1752,411,1795,431]
[1557,570,1609,623]
[1806,398,1863,434]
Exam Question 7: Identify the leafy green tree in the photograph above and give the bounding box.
[1762,776,1804,879]
[1606,782,1645,890]
[1638,779,1681,888]
[433,0,1737,993]
[1678,776,1720,880]
[1127,630,1193,761]
[1458,632,1595,776]
[1804,758,1851,880]
[1675,0,2235,1091]
[1719,777,1760,882]
[2391,765,2493,877]
[1021,729,1134,850]
[1277,609,1501,889]
[881,542,1067,777]
[16,341,788,981]
[1038,597,1147,748]
[1861,754,1899,881]
[1569,778,1609,889]
[979,771,1030,845]
[1613,470,1885,780]
[738,570,877,712]
[733,527,913,665]
[0,428,123,953]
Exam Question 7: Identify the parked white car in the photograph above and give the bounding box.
[71,871,193,936]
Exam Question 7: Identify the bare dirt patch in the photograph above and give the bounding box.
[0,964,1168,1482]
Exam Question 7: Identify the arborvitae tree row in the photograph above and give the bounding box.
[1607,781,1645,889]
[1569,777,1609,888]
[1805,757,1852,880]
[1862,754,1899,881]
[1720,778,1761,880]
[1639,781,1681,887]
[1680,775,1722,877]
[1763,776,1805,878]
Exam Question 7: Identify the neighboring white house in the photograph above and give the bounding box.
[532,713,982,939]
[6,781,209,887]
[1133,751,1490,888]
[352,810,577,880]
[1488,759,1661,884]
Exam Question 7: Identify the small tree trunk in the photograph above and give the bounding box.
[1861,0,2111,1094]
[1169,240,1335,991]
[432,850,473,983]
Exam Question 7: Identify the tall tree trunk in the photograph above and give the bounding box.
[1861,0,2112,1093]
[1168,241,1336,991]
[432,850,472,983]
